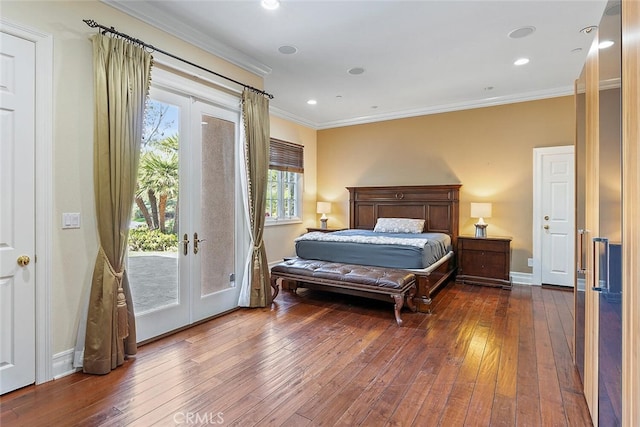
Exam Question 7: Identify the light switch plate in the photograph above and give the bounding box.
[62,213,81,229]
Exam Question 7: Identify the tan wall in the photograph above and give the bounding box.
[265,116,318,263]
[317,96,576,273]
[2,0,264,355]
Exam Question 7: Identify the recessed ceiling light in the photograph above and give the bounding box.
[580,26,598,34]
[599,40,615,49]
[307,99,317,105]
[514,58,530,66]
[348,67,365,75]
[261,0,280,10]
[508,26,536,39]
[278,45,297,55]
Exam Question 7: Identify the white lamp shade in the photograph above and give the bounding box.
[470,202,492,219]
[316,202,332,214]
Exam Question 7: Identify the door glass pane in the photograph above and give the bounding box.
[129,99,180,314]
[200,114,235,296]
[597,2,622,424]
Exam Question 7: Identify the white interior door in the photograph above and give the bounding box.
[130,72,243,342]
[0,32,36,394]
[534,146,575,287]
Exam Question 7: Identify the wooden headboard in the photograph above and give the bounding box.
[346,184,461,247]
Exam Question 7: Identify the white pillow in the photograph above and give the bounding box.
[373,218,425,234]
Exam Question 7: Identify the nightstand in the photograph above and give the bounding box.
[456,236,512,289]
[306,227,347,233]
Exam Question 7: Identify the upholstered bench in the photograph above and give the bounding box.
[270,257,417,326]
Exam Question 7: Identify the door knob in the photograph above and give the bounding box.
[182,234,190,256]
[17,255,30,266]
[194,232,207,254]
[543,225,550,230]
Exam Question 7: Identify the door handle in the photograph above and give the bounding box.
[592,237,609,293]
[183,233,190,256]
[543,225,550,230]
[577,229,587,274]
[194,232,207,254]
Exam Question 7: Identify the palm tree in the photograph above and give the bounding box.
[136,135,179,234]
[134,181,154,229]
[143,153,178,233]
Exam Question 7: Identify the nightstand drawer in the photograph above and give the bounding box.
[462,251,509,279]
[461,238,508,252]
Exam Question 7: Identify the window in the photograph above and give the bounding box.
[266,138,303,223]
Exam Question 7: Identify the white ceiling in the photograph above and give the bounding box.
[104,0,609,129]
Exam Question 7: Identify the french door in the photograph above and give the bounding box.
[130,70,244,342]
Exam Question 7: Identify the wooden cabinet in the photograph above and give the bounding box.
[574,1,639,423]
[456,236,511,289]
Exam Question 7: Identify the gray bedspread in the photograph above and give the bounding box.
[294,229,451,269]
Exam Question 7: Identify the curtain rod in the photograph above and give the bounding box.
[83,19,274,99]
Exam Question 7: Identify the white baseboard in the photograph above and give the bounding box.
[52,348,80,379]
[511,271,534,286]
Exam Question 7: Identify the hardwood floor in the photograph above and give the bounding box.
[0,283,592,426]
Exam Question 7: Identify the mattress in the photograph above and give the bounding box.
[294,229,452,269]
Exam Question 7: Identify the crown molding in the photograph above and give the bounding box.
[101,0,271,77]
[273,85,576,131]
[269,106,320,130]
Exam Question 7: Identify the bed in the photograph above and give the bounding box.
[295,229,451,269]
[279,184,461,313]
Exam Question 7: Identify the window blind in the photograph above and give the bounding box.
[269,138,304,173]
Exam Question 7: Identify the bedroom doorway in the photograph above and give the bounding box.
[532,146,575,287]
[129,71,243,342]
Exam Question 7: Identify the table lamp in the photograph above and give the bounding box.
[316,202,332,229]
[471,202,492,238]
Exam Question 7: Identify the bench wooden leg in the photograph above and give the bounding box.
[270,276,280,301]
[406,284,417,312]
[392,294,405,326]
[288,280,299,293]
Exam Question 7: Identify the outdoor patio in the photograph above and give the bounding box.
[127,251,178,314]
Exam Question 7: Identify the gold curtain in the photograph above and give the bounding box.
[83,34,152,374]
[240,89,271,307]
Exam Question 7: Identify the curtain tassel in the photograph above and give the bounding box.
[116,287,129,339]
[252,251,262,289]
[100,247,130,339]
